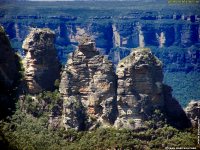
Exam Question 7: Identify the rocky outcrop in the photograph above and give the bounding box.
[0,25,21,119]
[59,41,117,130]
[22,28,60,94]
[60,44,191,130]
[185,100,200,127]
[114,48,164,129]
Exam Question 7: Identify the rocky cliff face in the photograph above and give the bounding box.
[22,28,60,94]
[114,48,164,129]
[0,24,191,130]
[0,26,19,89]
[59,41,117,130]
[0,25,21,119]
[185,100,200,127]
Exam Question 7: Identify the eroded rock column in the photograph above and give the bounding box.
[114,48,164,129]
[59,41,117,130]
[22,28,60,94]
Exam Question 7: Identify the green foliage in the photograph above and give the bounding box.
[128,119,135,125]
[16,53,25,81]
[164,72,200,107]
[0,112,64,150]
[0,90,198,149]
[54,79,60,88]
[0,109,198,150]
[23,90,62,117]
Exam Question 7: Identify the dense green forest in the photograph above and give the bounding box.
[0,91,199,150]
[164,72,200,107]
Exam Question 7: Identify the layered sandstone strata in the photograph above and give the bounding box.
[114,48,164,129]
[59,41,117,130]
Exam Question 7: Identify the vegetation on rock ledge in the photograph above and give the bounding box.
[0,91,199,150]
[0,113,198,150]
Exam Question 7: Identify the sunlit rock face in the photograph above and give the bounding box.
[59,41,117,130]
[114,48,164,129]
[22,28,60,94]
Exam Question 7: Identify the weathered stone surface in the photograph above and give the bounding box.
[185,100,200,128]
[59,41,117,130]
[114,48,164,129]
[62,96,85,130]
[60,45,192,130]
[22,28,60,94]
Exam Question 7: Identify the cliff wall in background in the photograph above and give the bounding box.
[2,19,200,71]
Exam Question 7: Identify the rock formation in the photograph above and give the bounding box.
[0,25,20,119]
[2,7,200,105]
[185,100,200,127]
[114,48,164,129]
[22,28,60,94]
[60,43,192,130]
[59,41,117,130]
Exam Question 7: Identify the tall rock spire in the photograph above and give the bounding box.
[22,28,60,94]
[59,41,117,130]
[114,47,164,129]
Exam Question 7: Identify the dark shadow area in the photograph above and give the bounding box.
[163,84,191,129]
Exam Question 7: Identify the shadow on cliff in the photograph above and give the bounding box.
[162,84,191,129]
[0,54,23,120]
[0,54,22,150]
